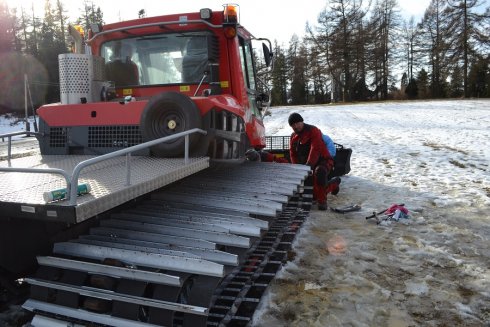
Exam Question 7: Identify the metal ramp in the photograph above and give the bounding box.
[23,162,312,327]
[0,129,210,224]
[0,154,209,223]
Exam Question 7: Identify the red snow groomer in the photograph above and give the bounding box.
[1,6,317,327]
[37,4,273,159]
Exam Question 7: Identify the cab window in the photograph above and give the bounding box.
[239,37,256,90]
[100,32,212,87]
[238,36,260,116]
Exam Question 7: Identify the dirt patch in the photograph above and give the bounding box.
[253,176,490,327]
[423,142,469,155]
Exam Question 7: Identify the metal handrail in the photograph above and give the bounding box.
[86,19,223,44]
[0,131,43,161]
[0,128,207,205]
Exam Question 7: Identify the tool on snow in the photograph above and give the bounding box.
[365,203,406,224]
[330,204,361,213]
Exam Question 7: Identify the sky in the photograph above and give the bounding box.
[5,0,434,45]
[1,99,489,326]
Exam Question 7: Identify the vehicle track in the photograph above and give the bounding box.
[19,162,312,326]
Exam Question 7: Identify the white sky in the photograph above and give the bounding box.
[6,0,434,45]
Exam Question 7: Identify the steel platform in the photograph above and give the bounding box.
[0,154,209,223]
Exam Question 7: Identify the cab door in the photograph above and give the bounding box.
[238,36,266,147]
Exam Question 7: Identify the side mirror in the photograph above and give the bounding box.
[262,43,273,67]
[256,92,270,112]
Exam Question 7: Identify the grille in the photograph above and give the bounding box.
[58,53,105,104]
[265,136,290,151]
[49,128,67,148]
[88,126,142,148]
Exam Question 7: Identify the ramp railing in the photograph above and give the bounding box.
[0,129,207,205]
[0,131,43,161]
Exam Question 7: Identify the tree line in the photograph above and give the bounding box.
[269,0,490,106]
[0,0,103,113]
[0,0,489,114]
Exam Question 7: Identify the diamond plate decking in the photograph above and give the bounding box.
[0,154,209,223]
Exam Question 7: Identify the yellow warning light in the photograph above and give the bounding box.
[223,4,239,23]
[74,25,85,37]
[224,26,237,38]
[223,4,239,39]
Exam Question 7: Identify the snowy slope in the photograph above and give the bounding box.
[264,100,490,209]
[255,99,490,326]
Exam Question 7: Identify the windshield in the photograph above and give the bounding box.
[101,32,212,87]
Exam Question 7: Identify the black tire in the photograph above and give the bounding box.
[140,92,202,157]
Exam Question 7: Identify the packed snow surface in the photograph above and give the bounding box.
[254,100,490,326]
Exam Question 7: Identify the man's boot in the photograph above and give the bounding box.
[326,176,341,195]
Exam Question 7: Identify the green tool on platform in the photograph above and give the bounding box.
[43,183,91,202]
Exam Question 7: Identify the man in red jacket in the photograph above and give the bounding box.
[288,112,339,210]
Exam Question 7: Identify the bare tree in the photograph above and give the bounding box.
[55,0,68,46]
[368,0,401,99]
[307,37,331,103]
[402,17,418,81]
[416,0,451,98]
[310,0,368,102]
[270,41,288,105]
[77,1,104,33]
[445,0,489,97]
[287,35,310,104]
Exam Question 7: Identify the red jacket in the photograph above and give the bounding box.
[289,124,333,169]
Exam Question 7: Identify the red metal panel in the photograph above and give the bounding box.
[37,102,146,127]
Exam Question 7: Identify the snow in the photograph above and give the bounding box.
[1,100,489,326]
[0,115,40,161]
[254,99,490,326]
[0,115,37,140]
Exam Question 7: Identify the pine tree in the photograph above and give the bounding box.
[288,35,309,105]
[270,42,288,106]
[449,64,464,97]
[77,1,104,33]
[37,0,68,104]
[400,72,408,94]
[406,77,418,99]
[416,69,430,98]
[0,2,20,112]
[0,1,15,53]
[17,7,30,53]
[28,3,41,57]
[467,57,489,97]
[55,0,69,47]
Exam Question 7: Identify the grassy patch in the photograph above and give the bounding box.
[449,159,466,168]
[423,142,469,155]
[484,187,490,198]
